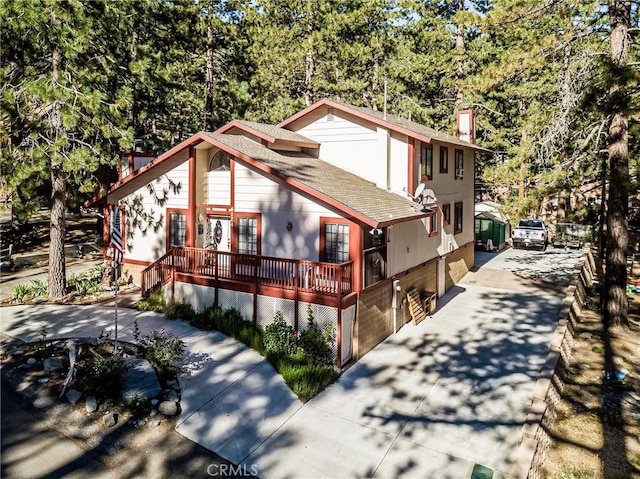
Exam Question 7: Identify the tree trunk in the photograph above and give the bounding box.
[48,46,67,298]
[303,5,315,107]
[603,0,630,331]
[455,0,466,108]
[204,1,214,131]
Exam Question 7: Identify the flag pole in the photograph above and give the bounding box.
[114,260,118,352]
[111,207,123,354]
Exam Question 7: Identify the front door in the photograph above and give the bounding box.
[207,216,231,252]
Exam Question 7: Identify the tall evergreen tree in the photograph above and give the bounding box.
[1,0,130,297]
[604,0,633,331]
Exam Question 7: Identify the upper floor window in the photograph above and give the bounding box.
[325,222,350,263]
[443,203,451,226]
[455,149,464,179]
[454,202,463,234]
[209,150,232,172]
[421,144,433,181]
[440,147,449,173]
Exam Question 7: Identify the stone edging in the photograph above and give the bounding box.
[510,247,595,479]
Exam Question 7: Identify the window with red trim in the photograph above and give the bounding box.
[427,207,439,237]
[167,209,187,248]
[421,144,433,181]
[233,213,261,255]
[443,203,451,226]
[440,147,449,173]
[454,202,463,234]
[454,149,464,179]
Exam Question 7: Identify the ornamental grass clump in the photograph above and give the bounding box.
[136,288,166,313]
[164,299,195,321]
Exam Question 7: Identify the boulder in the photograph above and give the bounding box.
[103,412,117,427]
[158,400,178,416]
[85,395,98,413]
[43,357,63,372]
[119,358,162,405]
[66,388,83,405]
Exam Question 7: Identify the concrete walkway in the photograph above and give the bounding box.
[0,247,584,479]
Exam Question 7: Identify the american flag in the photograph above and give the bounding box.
[112,212,123,267]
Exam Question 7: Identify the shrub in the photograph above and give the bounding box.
[10,283,31,302]
[298,306,334,366]
[264,312,297,357]
[10,279,48,302]
[164,299,195,321]
[135,327,185,380]
[137,288,166,313]
[30,279,48,297]
[69,265,105,296]
[78,352,128,399]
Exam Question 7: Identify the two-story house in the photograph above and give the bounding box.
[96,99,490,367]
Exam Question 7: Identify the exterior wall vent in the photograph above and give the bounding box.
[327,107,334,121]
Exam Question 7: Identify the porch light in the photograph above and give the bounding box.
[369,228,382,236]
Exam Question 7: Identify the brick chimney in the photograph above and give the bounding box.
[456,110,476,144]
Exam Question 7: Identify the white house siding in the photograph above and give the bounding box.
[293,110,388,189]
[123,156,189,263]
[233,162,341,261]
[168,282,215,313]
[387,219,439,277]
[341,304,356,364]
[389,132,409,195]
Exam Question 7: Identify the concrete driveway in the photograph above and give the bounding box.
[0,247,584,478]
[233,248,582,478]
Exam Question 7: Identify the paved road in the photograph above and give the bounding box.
[1,381,117,479]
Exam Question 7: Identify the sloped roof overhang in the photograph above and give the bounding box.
[89,132,429,229]
[215,120,320,149]
[278,98,493,154]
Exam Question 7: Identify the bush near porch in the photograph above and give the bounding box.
[140,294,339,402]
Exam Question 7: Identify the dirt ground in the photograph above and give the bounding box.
[0,333,254,479]
[543,255,640,479]
[1,214,255,478]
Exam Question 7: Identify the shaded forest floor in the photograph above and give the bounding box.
[543,253,640,479]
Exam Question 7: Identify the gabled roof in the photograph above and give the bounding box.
[215,120,319,149]
[95,131,429,228]
[201,132,428,227]
[278,99,493,154]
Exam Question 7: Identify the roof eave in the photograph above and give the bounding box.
[279,99,492,154]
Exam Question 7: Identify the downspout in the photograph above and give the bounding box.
[386,129,392,191]
[392,279,401,334]
[188,146,196,247]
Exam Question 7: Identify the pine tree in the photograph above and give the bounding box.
[1,0,130,297]
[603,0,633,331]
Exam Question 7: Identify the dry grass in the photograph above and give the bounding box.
[543,256,640,479]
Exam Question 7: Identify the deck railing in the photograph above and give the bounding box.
[141,246,353,298]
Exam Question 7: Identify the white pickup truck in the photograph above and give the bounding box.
[511,219,548,250]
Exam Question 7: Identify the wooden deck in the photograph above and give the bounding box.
[141,246,354,300]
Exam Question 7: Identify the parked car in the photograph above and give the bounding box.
[511,219,547,250]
